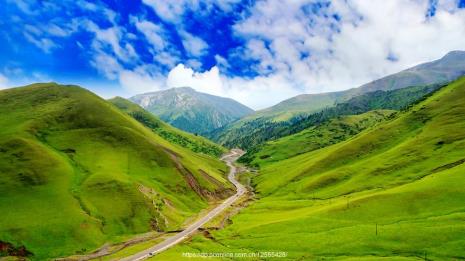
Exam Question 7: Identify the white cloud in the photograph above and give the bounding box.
[179,30,209,57]
[156,0,465,109]
[131,17,181,67]
[90,52,122,80]
[22,24,59,53]
[141,0,241,23]
[23,32,57,53]
[133,18,167,51]
[86,22,137,63]
[12,0,465,110]
[165,64,300,109]
[214,54,230,70]
[0,74,9,89]
[222,74,301,110]
[119,67,165,94]
[9,0,38,15]
[230,0,465,98]
[153,51,180,68]
[141,0,193,23]
[167,64,223,95]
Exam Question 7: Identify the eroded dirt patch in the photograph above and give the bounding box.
[0,240,32,258]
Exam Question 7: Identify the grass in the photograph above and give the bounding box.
[210,82,443,151]
[99,236,167,261]
[109,97,227,157]
[156,77,465,260]
[0,83,232,260]
[240,110,396,167]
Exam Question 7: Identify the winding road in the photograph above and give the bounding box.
[120,149,246,261]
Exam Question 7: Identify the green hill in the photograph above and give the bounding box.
[239,110,397,167]
[159,77,465,260]
[211,83,443,150]
[0,83,233,260]
[108,97,226,157]
[210,51,465,149]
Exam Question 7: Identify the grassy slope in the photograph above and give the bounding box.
[210,83,443,150]
[0,83,232,260]
[157,77,465,260]
[108,97,226,157]
[240,110,397,167]
[249,91,342,122]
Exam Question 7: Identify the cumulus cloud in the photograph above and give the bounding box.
[161,0,465,109]
[231,0,465,96]
[165,64,301,109]
[119,0,465,110]
[167,64,223,95]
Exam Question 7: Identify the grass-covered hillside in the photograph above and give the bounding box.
[210,83,443,150]
[109,97,226,157]
[0,83,233,260]
[240,110,397,167]
[159,77,465,260]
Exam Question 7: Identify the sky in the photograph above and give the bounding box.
[1,0,465,109]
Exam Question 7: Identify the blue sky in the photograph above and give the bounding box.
[1,0,465,109]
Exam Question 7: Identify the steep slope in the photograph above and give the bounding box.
[239,110,397,167]
[212,51,465,147]
[211,83,443,149]
[0,83,233,260]
[158,77,465,260]
[130,87,254,135]
[109,97,226,157]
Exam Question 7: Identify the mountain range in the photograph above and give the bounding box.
[209,50,465,149]
[253,50,465,121]
[129,87,254,135]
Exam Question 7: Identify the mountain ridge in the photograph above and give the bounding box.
[130,87,254,135]
[210,50,465,149]
[258,50,465,120]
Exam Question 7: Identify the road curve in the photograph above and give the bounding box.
[120,149,246,261]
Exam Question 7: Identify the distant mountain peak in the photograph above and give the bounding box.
[443,50,465,57]
[172,86,196,91]
[130,87,254,135]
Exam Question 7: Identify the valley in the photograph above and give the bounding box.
[1,53,465,261]
[3,2,465,260]
[152,77,465,260]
